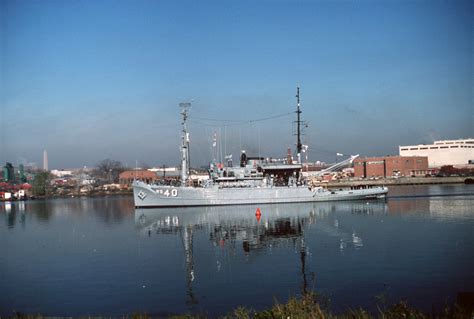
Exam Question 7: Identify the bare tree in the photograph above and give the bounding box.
[95,159,125,183]
[139,162,151,169]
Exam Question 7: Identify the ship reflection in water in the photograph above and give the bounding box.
[1,185,473,316]
[135,201,388,308]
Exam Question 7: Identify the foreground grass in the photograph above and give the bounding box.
[217,293,471,319]
[7,293,473,319]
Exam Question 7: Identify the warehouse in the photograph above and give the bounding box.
[399,139,474,167]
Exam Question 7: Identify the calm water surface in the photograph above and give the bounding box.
[1,184,473,316]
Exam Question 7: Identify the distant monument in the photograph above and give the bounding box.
[43,150,49,171]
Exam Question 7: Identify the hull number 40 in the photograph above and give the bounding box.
[156,189,178,197]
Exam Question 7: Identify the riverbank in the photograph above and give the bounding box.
[7,292,473,318]
[219,292,472,319]
[2,177,471,202]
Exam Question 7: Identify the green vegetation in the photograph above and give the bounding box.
[31,171,52,197]
[221,293,469,319]
[6,292,472,319]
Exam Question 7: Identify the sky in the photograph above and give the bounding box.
[1,0,472,169]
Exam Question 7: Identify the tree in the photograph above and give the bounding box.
[32,172,52,196]
[95,159,125,183]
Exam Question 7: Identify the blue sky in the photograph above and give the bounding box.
[1,0,472,169]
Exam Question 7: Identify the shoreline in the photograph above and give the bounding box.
[2,177,472,202]
[5,291,473,318]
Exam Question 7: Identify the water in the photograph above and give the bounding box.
[1,184,473,316]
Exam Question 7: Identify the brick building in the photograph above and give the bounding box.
[354,156,429,178]
[119,170,158,185]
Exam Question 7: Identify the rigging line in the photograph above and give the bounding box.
[219,127,223,164]
[188,119,241,128]
[189,116,243,123]
[248,111,295,124]
[258,125,261,159]
[188,119,224,127]
[189,111,295,125]
[239,127,242,153]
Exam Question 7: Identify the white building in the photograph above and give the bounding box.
[399,138,474,167]
[51,169,73,177]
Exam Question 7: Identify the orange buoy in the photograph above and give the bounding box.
[255,208,261,222]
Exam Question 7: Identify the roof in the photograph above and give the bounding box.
[353,155,428,162]
[119,170,157,179]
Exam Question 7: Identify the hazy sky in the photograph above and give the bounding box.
[1,0,472,169]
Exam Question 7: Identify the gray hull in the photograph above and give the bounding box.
[133,181,388,208]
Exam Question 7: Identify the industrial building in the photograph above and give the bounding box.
[354,156,429,178]
[399,138,474,167]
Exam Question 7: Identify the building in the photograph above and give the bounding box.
[399,138,474,168]
[354,156,429,178]
[119,170,159,185]
[51,169,74,178]
[3,163,15,182]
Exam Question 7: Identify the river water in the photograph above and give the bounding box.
[1,184,473,316]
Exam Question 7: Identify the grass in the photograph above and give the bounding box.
[5,292,473,319]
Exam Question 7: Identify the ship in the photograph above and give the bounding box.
[133,88,388,208]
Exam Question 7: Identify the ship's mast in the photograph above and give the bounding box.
[180,102,191,186]
[296,87,302,164]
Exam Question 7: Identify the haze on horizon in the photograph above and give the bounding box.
[1,0,472,170]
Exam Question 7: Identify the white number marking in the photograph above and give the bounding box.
[156,188,178,197]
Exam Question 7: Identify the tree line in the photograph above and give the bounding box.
[32,159,128,196]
